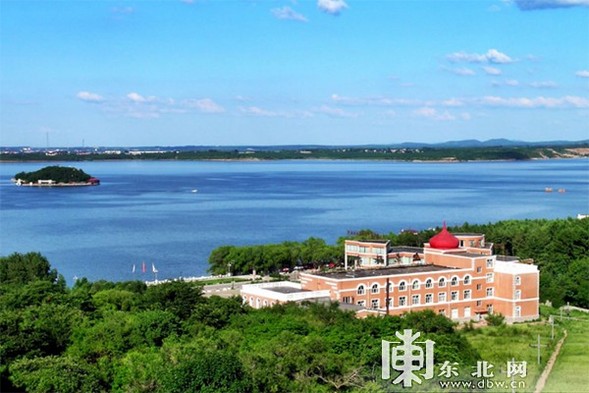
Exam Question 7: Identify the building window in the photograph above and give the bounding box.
[464,290,471,300]
[249,297,254,307]
[387,282,394,293]
[451,291,459,301]
[515,290,521,300]
[476,284,482,290]
[371,299,379,309]
[386,297,392,307]
[487,304,493,314]
[371,283,379,294]
[425,294,433,304]
[486,273,494,283]
[399,281,407,291]
[438,292,447,303]
[425,279,433,289]
[359,247,368,253]
[412,295,420,305]
[486,258,494,268]
[515,306,521,317]
[263,300,268,307]
[486,287,494,297]
[515,276,521,286]
[342,296,352,304]
[357,285,365,295]
[451,276,459,286]
[412,280,420,290]
[357,300,366,307]
[439,309,446,316]
[438,277,446,287]
[476,300,482,307]
[459,240,464,247]
[399,296,407,306]
[464,275,471,285]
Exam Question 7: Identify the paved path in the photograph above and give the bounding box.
[533,329,567,393]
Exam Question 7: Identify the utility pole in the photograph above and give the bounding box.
[386,277,390,315]
[529,334,547,365]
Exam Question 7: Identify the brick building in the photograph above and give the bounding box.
[241,224,539,323]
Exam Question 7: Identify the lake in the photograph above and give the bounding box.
[1,159,587,283]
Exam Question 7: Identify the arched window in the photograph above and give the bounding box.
[371,283,379,294]
[399,281,407,291]
[387,282,394,293]
[451,276,459,286]
[263,300,268,307]
[464,275,471,285]
[438,277,446,287]
[357,285,365,295]
[412,280,420,290]
[425,278,433,289]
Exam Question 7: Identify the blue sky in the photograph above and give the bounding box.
[1,0,588,147]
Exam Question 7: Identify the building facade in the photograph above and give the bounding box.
[241,225,539,323]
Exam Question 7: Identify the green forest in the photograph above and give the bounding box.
[1,218,587,392]
[1,253,481,393]
[209,218,589,308]
[2,144,588,162]
[13,166,92,184]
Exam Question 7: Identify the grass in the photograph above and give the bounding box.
[463,319,560,392]
[541,308,589,393]
[197,277,249,286]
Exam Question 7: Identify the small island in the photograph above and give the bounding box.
[12,166,100,187]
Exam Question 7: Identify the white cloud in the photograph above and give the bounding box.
[240,106,283,117]
[185,98,225,113]
[483,66,502,75]
[272,6,308,22]
[515,0,589,10]
[576,70,589,78]
[127,92,156,103]
[450,67,476,76]
[76,91,104,103]
[111,6,134,14]
[442,98,465,107]
[447,49,513,64]
[480,95,589,108]
[529,81,558,88]
[331,94,421,106]
[317,0,348,15]
[413,107,456,121]
[315,105,357,118]
[505,79,520,86]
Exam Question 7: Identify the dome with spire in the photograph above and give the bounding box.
[429,222,459,249]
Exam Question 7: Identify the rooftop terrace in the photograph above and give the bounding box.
[310,264,458,280]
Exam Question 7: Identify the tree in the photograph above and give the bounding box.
[10,356,102,393]
[143,280,203,320]
[159,350,252,393]
[0,252,60,285]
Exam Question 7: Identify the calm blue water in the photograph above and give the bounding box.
[1,159,588,283]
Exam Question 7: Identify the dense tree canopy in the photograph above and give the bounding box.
[14,166,92,184]
[2,217,587,392]
[1,253,480,393]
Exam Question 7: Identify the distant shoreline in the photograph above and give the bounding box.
[2,156,589,165]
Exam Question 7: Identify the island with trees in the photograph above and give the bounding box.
[12,166,100,187]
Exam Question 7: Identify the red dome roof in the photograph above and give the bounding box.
[429,222,459,249]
